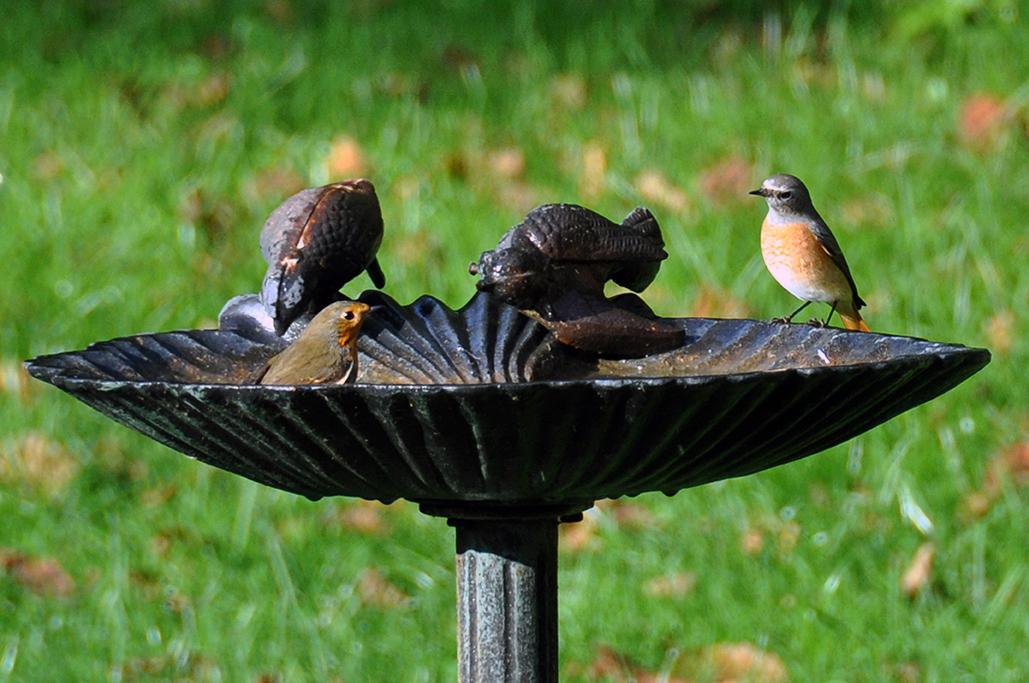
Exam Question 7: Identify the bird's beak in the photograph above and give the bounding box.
[468,261,479,276]
[748,188,766,197]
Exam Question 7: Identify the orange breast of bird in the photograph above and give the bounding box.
[760,218,852,304]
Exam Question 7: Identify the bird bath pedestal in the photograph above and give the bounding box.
[26,291,989,682]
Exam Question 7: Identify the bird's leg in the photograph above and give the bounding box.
[808,302,838,328]
[773,301,810,324]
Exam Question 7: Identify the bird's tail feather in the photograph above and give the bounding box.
[840,310,870,332]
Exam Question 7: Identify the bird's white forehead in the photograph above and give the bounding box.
[761,177,795,192]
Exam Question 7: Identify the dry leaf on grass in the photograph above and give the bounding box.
[243,165,306,203]
[0,432,79,498]
[32,150,65,181]
[958,93,1010,149]
[357,567,409,608]
[983,310,1014,356]
[140,482,178,507]
[644,571,696,598]
[961,441,1029,520]
[550,73,588,110]
[580,645,691,683]
[698,155,753,205]
[698,642,789,682]
[325,135,369,178]
[486,147,525,179]
[0,549,75,598]
[0,358,38,404]
[635,170,690,213]
[579,142,607,198]
[741,527,765,556]
[559,513,600,553]
[326,500,390,535]
[900,542,935,598]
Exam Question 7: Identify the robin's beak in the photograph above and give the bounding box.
[468,261,479,276]
[748,188,766,197]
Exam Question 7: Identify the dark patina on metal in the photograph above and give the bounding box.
[470,204,684,355]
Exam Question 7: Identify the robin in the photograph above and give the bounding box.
[253,301,372,385]
[749,174,870,331]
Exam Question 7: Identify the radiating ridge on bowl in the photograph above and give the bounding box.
[24,291,990,506]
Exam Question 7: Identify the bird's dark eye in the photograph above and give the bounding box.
[343,311,355,320]
[781,191,792,199]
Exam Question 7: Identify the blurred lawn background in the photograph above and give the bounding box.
[1,0,1027,680]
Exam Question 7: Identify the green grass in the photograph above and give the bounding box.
[2,1,1027,680]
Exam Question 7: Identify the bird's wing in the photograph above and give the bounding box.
[809,218,866,309]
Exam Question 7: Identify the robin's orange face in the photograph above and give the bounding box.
[335,302,371,348]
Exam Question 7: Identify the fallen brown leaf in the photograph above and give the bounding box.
[644,571,697,598]
[892,661,921,683]
[741,527,765,556]
[243,165,306,203]
[0,432,79,498]
[325,135,369,178]
[357,567,409,608]
[961,441,1029,520]
[559,513,600,553]
[550,73,588,110]
[0,549,75,597]
[635,170,690,213]
[327,500,390,535]
[604,500,656,529]
[778,521,800,556]
[583,645,692,683]
[140,482,178,507]
[0,358,38,404]
[579,142,607,199]
[698,155,753,205]
[900,542,935,598]
[958,93,1010,150]
[700,642,788,682]
[194,72,231,107]
[32,150,65,181]
[487,147,526,180]
[264,0,294,25]
[984,310,1014,356]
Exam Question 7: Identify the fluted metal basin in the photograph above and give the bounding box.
[25,291,990,508]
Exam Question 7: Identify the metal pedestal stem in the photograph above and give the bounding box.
[421,503,587,683]
[454,519,559,683]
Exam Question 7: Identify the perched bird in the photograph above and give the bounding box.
[260,179,386,335]
[254,301,372,385]
[749,174,870,331]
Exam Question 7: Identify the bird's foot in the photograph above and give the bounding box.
[770,316,792,324]
[807,318,828,328]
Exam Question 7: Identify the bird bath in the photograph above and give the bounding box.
[25,289,989,682]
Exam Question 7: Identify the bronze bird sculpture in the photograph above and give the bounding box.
[470,204,682,356]
[254,301,372,385]
[470,204,668,311]
[260,179,386,335]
